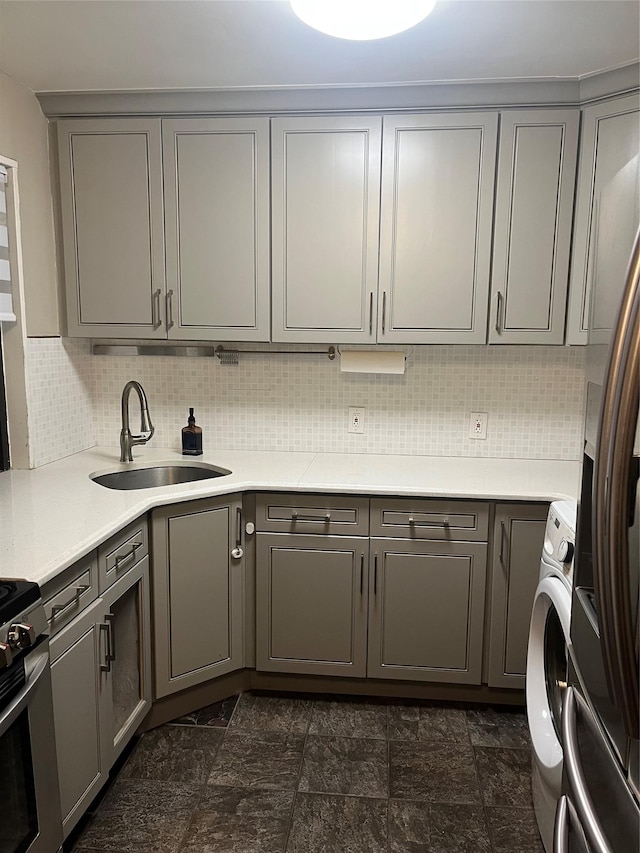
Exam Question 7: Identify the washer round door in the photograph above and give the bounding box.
[526,575,572,791]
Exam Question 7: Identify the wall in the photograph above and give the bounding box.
[0,71,59,336]
[86,344,585,461]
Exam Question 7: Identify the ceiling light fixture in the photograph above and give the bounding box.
[290,0,437,41]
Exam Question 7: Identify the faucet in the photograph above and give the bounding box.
[120,380,154,462]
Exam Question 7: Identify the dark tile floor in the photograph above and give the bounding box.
[69,692,544,853]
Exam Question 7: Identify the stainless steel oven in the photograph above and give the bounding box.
[0,581,62,853]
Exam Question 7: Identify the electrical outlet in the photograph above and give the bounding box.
[469,412,488,440]
[348,407,365,434]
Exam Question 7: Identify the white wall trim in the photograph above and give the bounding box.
[0,154,33,469]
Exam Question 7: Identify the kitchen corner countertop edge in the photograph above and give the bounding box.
[0,447,581,586]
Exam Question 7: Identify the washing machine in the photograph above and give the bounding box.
[526,499,576,853]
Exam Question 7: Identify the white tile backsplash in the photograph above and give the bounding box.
[23,339,585,466]
[25,337,94,467]
[88,344,586,461]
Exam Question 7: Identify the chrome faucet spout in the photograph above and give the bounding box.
[120,381,155,462]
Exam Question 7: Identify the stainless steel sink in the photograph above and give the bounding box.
[90,462,231,490]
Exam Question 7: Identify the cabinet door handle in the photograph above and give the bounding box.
[495,291,503,334]
[369,292,374,335]
[50,585,89,618]
[114,542,142,571]
[99,620,112,672]
[499,520,507,567]
[166,289,175,330]
[360,554,364,595]
[374,554,378,595]
[152,288,162,329]
[382,291,387,334]
[236,507,242,548]
[105,613,116,662]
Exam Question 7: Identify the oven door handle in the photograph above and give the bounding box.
[0,650,49,738]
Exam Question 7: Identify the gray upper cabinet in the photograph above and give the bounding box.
[162,118,270,341]
[378,112,498,344]
[487,503,548,689]
[489,110,579,344]
[57,119,166,339]
[152,496,244,697]
[566,93,640,344]
[271,116,382,343]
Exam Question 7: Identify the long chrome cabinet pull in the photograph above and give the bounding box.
[166,289,175,330]
[99,621,112,672]
[408,516,450,528]
[495,291,503,334]
[115,542,141,570]
[152,288,162,329]
[499,521,507,566]
[382,292,387,334]
[236,508,242,548]
[369,292,374,335]
[374,554,378,595]
[360,554,364,595]
[50,584,89,617]
[561,687,613,853]
[105,613,116,662]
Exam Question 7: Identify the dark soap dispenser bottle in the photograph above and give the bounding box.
[182,408,203,456]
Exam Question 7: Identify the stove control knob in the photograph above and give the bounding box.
[7,622,37,651]
[558,539,574,564]
[0,642,13,669]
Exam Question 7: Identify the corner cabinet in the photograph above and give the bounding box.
[566,93,640,344]
[151,495,244,698]
[57,118,270,341]
[270,116,382,344]
[378,113,498,344]
[487,503,548,689]
[489,109,579,344]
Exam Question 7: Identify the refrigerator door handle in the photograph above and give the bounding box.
[554,795,591,853]
[561,686,614,853]
[592,228,640,741]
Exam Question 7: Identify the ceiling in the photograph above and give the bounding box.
[0,0,638,94]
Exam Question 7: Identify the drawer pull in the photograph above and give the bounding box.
[114,542,142,570]
[291,512,331,523]
[50,585,90,619]
[408,516,450,527]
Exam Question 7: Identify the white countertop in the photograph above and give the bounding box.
[0,446,580,587]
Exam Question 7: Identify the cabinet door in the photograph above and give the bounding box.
[152,496,244,697]
[487,504,548,689]
[256,533,369,677]
[566,93,640,344]
[367,538,487,684]
[57,119,165,338]
[489,110,579,344]
[163,118,270,341]
[378,113,498,344]
[100,555,152,764]
[50,597,106,839]
[271,116,382,343]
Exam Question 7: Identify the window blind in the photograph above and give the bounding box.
[0,165,16,322]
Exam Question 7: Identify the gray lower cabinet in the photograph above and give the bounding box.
[256,533,369,677]
[50,597,105,839]
[487,503,548,689]
[367,538,488,684]
[49,554,151,840]
[152,496,244,698]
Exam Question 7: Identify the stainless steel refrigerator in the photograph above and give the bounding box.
[556,154,640,851]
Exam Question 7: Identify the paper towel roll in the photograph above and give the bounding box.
[339,350,406,374]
